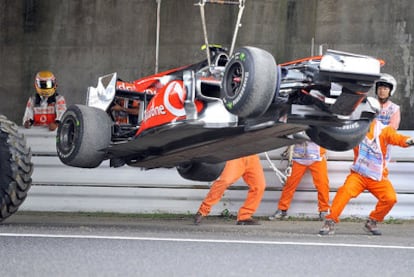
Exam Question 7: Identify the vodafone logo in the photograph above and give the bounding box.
[117,82,135,91]
[163,81,186,116]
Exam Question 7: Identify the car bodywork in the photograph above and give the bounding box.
[56,0,382,181]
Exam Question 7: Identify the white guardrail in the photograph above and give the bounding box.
[19,127,414,220]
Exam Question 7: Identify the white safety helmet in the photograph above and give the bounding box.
[375,73,396,97]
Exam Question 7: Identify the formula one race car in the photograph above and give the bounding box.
[56,0,381,181]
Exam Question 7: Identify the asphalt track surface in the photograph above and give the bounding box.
[1,212,414,276]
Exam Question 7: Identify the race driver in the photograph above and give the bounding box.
[23,71,67,131]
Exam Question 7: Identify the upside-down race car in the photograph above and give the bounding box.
[56,0,382,182]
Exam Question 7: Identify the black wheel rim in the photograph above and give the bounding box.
[225,61,244,98]
[59,116,77,155]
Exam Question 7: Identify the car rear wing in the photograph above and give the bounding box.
[86,73,117,111]
[87,72,159,111]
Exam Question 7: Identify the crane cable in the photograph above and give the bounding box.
[264,146,293,186]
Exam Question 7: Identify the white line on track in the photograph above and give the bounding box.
[1,232,414,250]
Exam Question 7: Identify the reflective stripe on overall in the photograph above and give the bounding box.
[351,121,385,181]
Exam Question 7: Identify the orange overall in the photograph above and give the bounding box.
[277,143,330,212]
[197,154,266,221]
[326,120,410,223]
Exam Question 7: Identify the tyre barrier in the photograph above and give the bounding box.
[19,127,414,220]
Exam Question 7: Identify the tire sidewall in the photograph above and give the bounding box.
[56,104,112,168]
[177,162,225,182]
[0,115,33,222]
[56,107,83,162]
[306,120,371,151]
[222,47,277,118]
[222,49,254,112]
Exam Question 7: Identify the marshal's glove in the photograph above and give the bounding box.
[407,138,414,146]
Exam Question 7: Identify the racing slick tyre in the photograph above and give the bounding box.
[0,115,33,222]
[176,161,225,182]
[306,120,371,151]
[56,104,112,168]
[222,46,277,118]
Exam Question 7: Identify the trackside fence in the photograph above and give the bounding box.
[19,127,414,220]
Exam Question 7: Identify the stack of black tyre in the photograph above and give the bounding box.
[0,115,33,222]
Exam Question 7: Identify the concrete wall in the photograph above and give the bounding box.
[1,0,413,128]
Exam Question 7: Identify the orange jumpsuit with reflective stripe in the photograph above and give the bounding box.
[197,154,266,221]
[277,145,330,212]
[326,120,410,223]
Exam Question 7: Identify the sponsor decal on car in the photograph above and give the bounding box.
[163,81,186,117]
[144,104,166,121]
[240,52,246,61]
